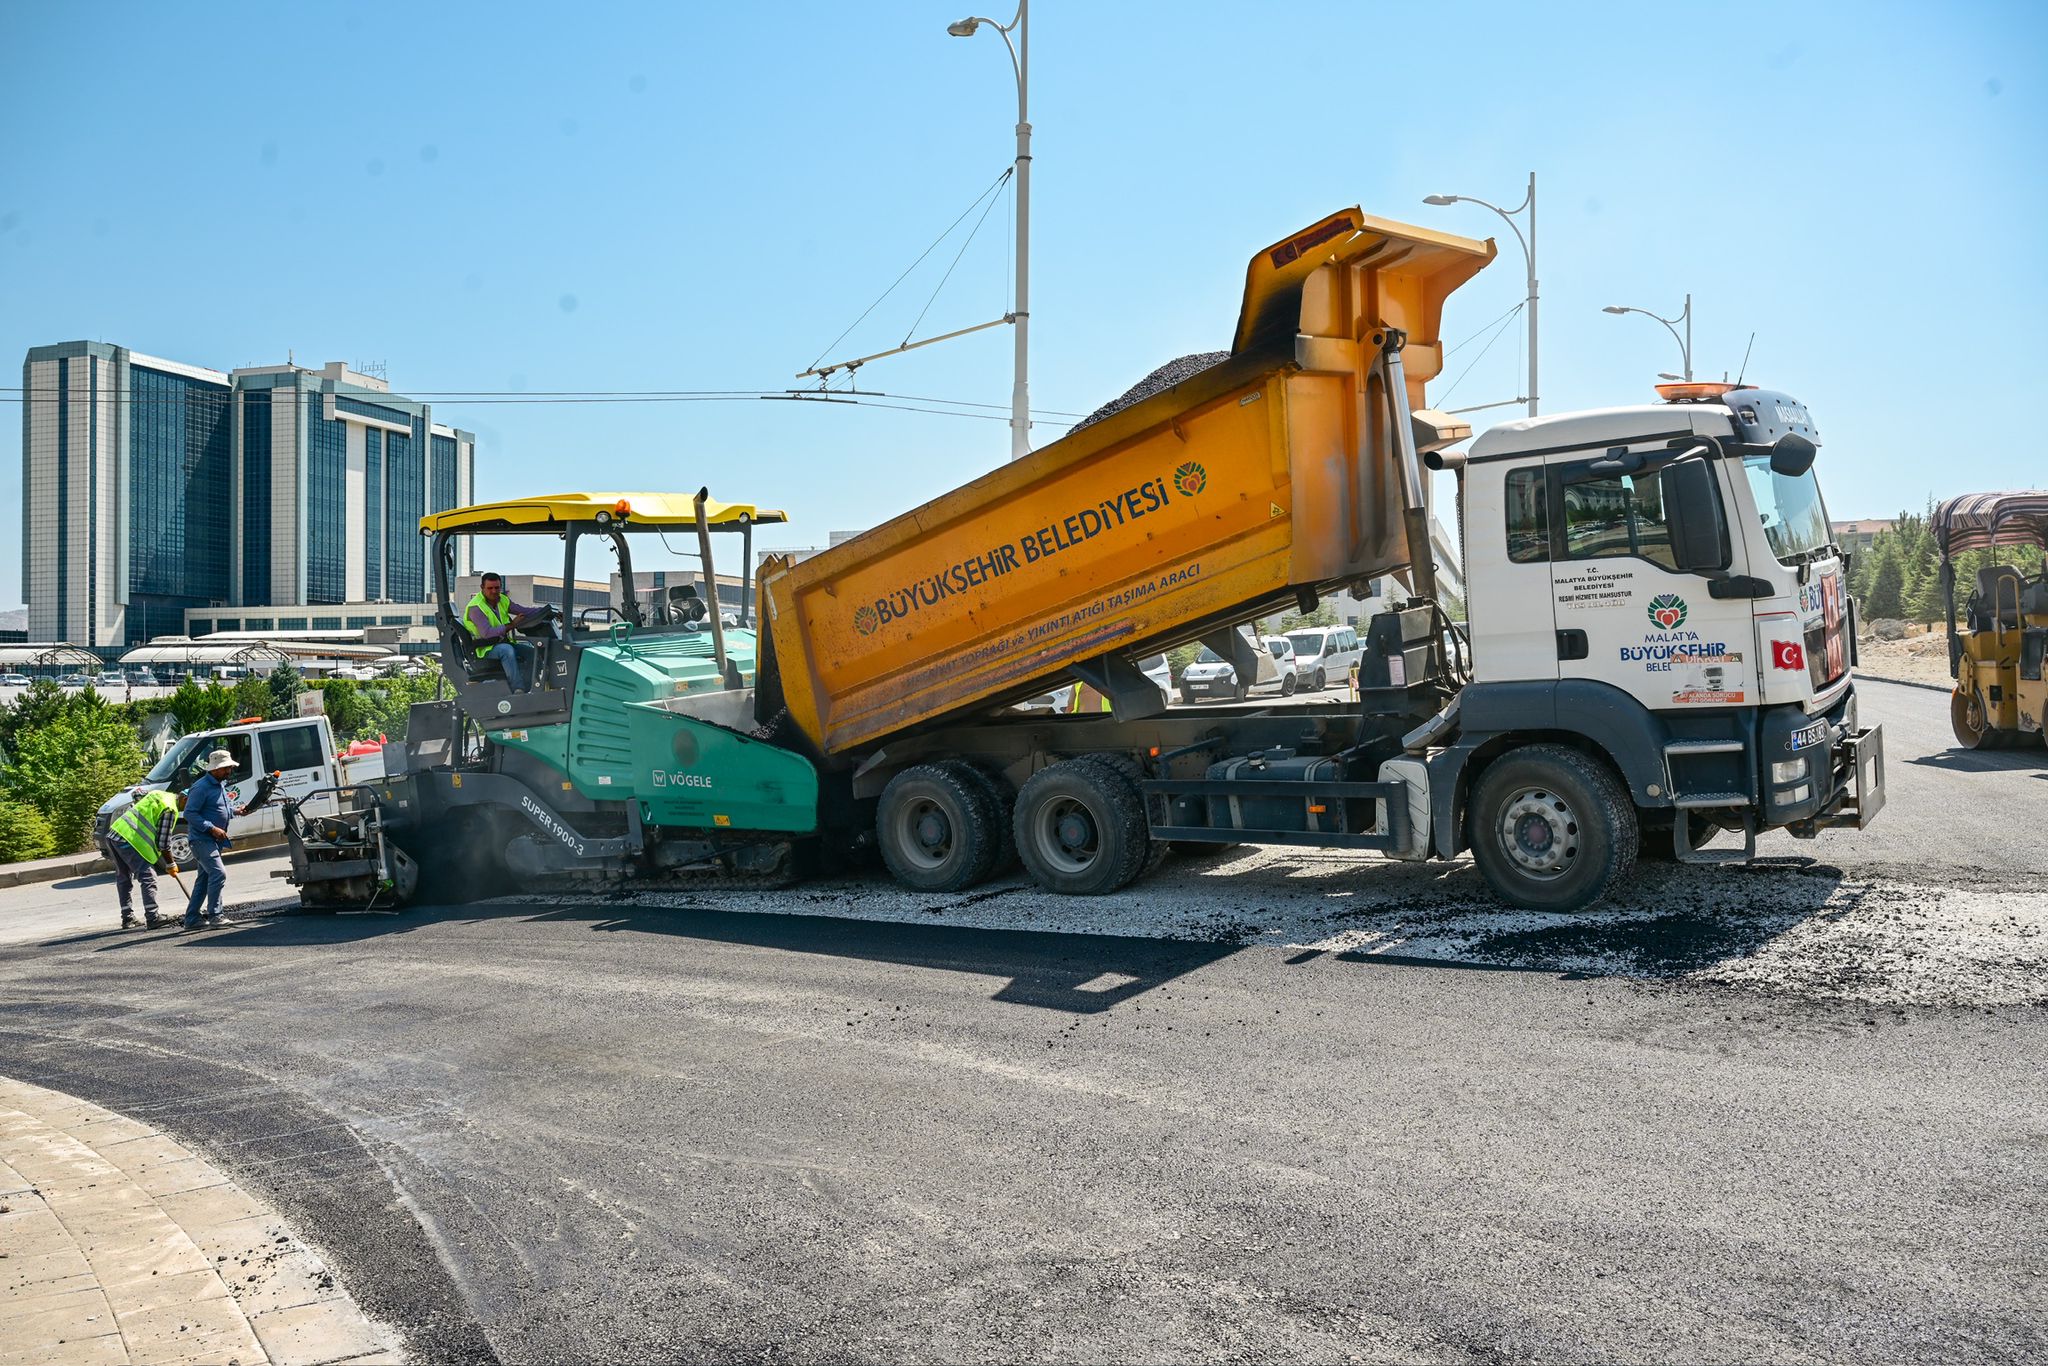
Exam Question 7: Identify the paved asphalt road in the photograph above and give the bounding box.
[1,678,2041,1364]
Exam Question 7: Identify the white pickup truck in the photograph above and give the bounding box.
[98,715,344,864]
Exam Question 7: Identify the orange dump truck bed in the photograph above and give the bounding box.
[761,209,1494,758]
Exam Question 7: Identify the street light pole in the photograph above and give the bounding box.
[949,2,1031,461]
[1424,172,1538,417]
[1602,293,1693,382]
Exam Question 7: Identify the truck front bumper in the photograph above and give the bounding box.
[1793,723,1885,835]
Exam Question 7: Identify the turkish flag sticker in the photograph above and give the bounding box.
[1772,640,1806,671]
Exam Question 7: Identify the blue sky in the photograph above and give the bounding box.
[3,1,2043,607]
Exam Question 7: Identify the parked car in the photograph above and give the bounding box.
[1138,653,1172,698]
[1284,624,1363,692]
[94,671,127,689]
[129,670,160,686]
[1178,628,1283,703]
[1261,636,1301,696]
[0,673,32,687]
[57,673,90,689]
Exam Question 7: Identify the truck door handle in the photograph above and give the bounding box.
[1556,629,1588,661]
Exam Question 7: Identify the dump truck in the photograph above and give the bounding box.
[284,206,1883,914]
[1933,492,2048,747]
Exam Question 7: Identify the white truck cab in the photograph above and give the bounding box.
[100,715,343,864]
[1405,382,1883,906]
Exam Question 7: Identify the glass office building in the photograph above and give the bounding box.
[21,345,476,648]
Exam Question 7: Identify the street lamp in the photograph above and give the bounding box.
[1423,172,1539,417]
[1603,295,1693,382]
[948,2,1032,461]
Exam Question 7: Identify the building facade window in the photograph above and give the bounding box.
[311,616,341,630]
[430,432,457,515]
[189,619,212,636]
[364,427,382,599]
[380,614,412,625]
[127,365,233,645]
[279,616,307,630]
[244,617,272,631]
[305,397,348,604]
[384,421,426,602]
[213,618,240,632]
[241,392,272,604]
[346,615,374,628]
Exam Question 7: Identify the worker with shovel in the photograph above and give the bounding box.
[106,789,185,930]
[182,750,274,931]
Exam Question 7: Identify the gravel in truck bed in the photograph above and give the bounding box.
[1073,351,1231,432]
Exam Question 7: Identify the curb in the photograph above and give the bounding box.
[0,852,105,890]
[0,1073,405,1365]
[1856,672,1952,694]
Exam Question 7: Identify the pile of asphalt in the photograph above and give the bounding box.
[1072,351,1230,432]
[538,849,2047,1011]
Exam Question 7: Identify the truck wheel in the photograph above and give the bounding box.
[168,831,192,867]
[1469,745,1637,912]
[1078,754,1169,877]
[878,764,999,892]
[948,762,1018,878]
[1950,687,2010,749]
[1014,758,1151,895]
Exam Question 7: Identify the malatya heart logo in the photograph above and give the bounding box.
[1646,593,1688,630]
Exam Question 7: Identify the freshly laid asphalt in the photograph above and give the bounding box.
[0,678,2042,1364]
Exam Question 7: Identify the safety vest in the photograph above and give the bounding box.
[464,592,512,656]
[1065,684,1114,714]
[112,791,178,866]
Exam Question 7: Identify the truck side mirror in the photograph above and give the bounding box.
[1660,457,1729,575]
[1768,432,1817,477]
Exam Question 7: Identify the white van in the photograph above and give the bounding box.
[1284,624,1363,692]
[99,716,342,864]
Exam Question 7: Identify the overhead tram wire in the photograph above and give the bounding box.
[802,166,1014,377]
[0,386,1082,423]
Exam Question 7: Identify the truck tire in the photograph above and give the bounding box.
[1468,744,1637,912]
[878,764,999,892]
[1077,754,1169,878]
[948,762,1018,878]
[1014,757,1151,895]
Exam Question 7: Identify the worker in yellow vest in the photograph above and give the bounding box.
[463,571,542,692]
[105,789,184,930]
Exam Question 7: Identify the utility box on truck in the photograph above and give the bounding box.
[761,210,1495,756]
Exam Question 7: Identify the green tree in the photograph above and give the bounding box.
[265,663,304,720]
[3,705,149,853]
[0,798,57,863]
[166,678,236,734]
[1278,604,1339,632]
[230,674,272,721]
[1864,547,1905,619]
[313,679,372,745]
[0,679,71,757]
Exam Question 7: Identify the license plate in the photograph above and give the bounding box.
[1790,719,1829,751]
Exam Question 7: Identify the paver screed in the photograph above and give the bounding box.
[0,1074,403,1366]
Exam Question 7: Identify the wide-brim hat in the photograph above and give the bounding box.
[204,749,237,770]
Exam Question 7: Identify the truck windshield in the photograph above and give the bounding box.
[1742,455,1833,563]
[146,734,205,783]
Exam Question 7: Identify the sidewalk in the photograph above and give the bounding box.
[0,1076,403,1366]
